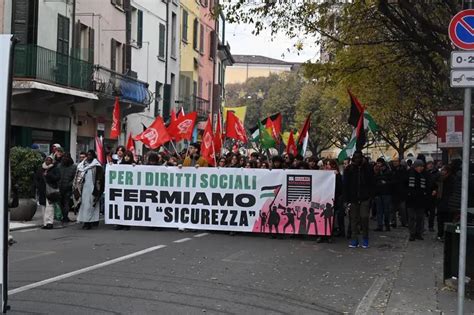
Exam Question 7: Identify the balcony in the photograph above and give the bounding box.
[13,44,93,91]
[181,95,211,121]
[91,65,152,109]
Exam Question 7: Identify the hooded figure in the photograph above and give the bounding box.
[73,150,104,229]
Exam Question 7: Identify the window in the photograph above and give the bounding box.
[170,73,176,110]
[193,19,199,51]
[131,8,143,47]
[154,81,162,117]
[111,39,122,72]
[182,10,188,42]
[199,24,204,54]
[198,76,203,97]
[79,23,95,62]
[171,13,177,58]
[209,30,215,59]
[158,23,166,60]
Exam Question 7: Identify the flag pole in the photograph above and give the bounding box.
[170,140,180,156]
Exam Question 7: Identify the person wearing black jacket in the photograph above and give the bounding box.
[406,159,435,241]
[57,153,77,223]
[374,158,392,232]
[343,151,375,249]
[425,159,440,232]
[436,165,455,240]
[390,159,408,228]
[34,156,60,229]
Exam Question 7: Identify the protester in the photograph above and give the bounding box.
[406,159,434,241]
[114,146,126,164]
[436,165,455,241]
[78,151,87,163]
[73,150,104,230]
[425,157,440,232]
[373,157,392,232]
[343,151,375,248]
[183,143,208,167]
[326,159,344,237]
[34,156,60,229]
[390,158,408,228]
[49,143,62,159]
[57,152,77,223]
[228,154,240,168]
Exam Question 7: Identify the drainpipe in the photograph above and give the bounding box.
[165,0,169,87]
[70,0,76,57]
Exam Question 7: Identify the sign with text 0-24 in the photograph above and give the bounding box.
[105,165,336,235]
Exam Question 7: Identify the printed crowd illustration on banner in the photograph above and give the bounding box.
[105,165,336,235]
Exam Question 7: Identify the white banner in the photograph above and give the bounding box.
[105,165,335,235]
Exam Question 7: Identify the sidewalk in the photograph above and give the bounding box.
[383,230,474,314]
[10,211,78,231]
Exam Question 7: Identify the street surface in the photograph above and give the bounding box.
[7,221,474,314]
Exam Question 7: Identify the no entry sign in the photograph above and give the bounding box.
[449,9,474,50]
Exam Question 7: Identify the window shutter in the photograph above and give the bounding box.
[193,19,198,50]
[158,24,165,59]
[199,24,204,54]
[88,27,95,63]
[209,30,215,59]
[110,38,116,71]
[182,10,188,41]
[137,10,143,48]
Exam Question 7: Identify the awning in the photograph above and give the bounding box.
[13,80,99,100]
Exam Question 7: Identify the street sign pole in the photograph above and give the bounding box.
[448,6,474,313]
[458,87,471,315]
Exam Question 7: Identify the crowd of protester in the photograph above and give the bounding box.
[33,142,472,249]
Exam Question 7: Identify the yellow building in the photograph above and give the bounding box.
[226,55,299,84]
[178,0,201,113]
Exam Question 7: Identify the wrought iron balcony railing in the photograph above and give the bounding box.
[180,95,211,120]
[91,65,152,106]
[13,44,93,91]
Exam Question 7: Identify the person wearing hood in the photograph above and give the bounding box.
[34,156,60,229]
[73,150,104,230]
[406,159,435,241]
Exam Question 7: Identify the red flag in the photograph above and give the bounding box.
[214,111,223,154]
[126,133,136,154]
[167,112,197,141]
[201,116,215,166]
[226,111,248,143]
[110,97,120,139]
[134,116,171,149]
[95,136,105,164]
[297,113,311,156]
[286,130,298,156]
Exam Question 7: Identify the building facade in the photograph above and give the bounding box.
[2,0,231,157]
[225,55,297,85]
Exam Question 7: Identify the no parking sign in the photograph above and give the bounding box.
[449,9,474,50]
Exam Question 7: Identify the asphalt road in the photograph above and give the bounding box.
[7,222,413,314]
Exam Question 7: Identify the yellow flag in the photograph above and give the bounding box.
[223,106,247,123]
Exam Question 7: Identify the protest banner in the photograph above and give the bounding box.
[105,165,335,235]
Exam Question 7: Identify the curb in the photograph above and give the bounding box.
[10,223,42,232]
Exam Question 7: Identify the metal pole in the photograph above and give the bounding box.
[458,87,471,315]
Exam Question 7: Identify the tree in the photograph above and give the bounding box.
[294,83,335,156]
[225,74,280,129]
[261,72,303,128]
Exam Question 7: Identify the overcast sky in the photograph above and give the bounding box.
[225,22,319,63]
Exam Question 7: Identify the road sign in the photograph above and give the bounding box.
[451,51,474,68]
[437,111,464,148]
[449,9,474,50]
[450,69,474,87]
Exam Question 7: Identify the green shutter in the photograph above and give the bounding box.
[182,10,188,41]
[137,10,143,48]
[158,24,165,59]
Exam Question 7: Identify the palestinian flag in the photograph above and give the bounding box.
[296,113,311,156]
[249,113,282,142]
[348,90,364,127]
[338,111,379,162]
